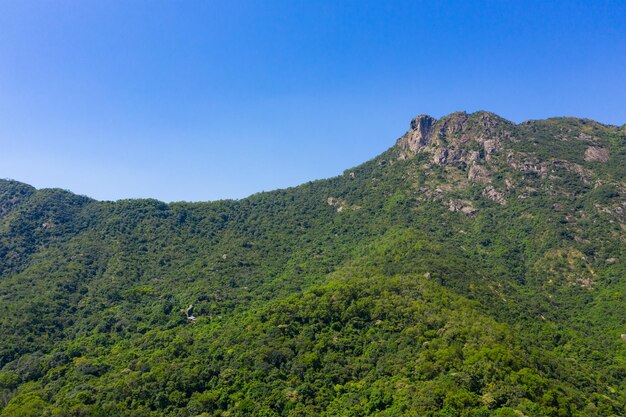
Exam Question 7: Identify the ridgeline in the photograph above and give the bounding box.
[1,111,625,416]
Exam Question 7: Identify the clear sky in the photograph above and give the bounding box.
[1,1,625,202]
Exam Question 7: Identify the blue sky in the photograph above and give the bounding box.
[1,1,625,202]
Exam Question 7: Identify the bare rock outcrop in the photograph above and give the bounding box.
[432,148,449,164]
[478,112,503,129]
[437,111,469,137]
[449,200,477,214]
[584,146,609,162]
[397,111,510,167]
[326,197,347,212]
[482,139,498,161]
[507,153,548,177]
[468,164,491,183]
[397,115,435,157]
[483,186,507,205]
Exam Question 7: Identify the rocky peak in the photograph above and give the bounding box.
[396,111,513,165]
[391,112,624,221]
[410,114,436,133]
[397,115,436,157]
[437,111,469,137]
[475,111,509,129]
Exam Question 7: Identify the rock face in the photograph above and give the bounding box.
[326,197,347,212]
[468,164,491,183]
[584,146,609,162]
[483,186,507,205]
[396,111,512,166]
[448,200,477,214]
[483,139,498,161]
[432,148,448,164]
[398,115,435,156]
[507,155,549,177]
[396,111,517,208]
[393,111,624,221]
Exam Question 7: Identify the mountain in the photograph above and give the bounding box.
[0,111,624,417]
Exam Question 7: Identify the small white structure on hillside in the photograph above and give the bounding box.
[185,304,196,322]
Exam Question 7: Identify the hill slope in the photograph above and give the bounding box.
[0,111,625,416]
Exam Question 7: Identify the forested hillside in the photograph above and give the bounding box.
[1,111,625,416]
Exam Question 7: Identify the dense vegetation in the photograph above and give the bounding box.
[0,111,624,416]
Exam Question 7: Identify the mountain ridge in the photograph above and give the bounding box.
[2,111,623,204]
[0,111,625,416]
